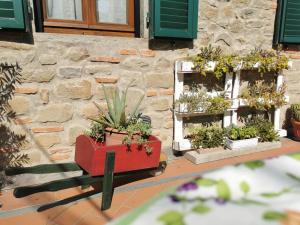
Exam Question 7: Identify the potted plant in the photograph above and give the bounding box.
[225,125,258,150]
[291,104,300,140]
[75,83,162,176]
[186,123,225,151]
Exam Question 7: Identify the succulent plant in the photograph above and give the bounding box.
[92,81,144,130]
[291,104,300,122]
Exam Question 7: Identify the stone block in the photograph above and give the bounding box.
[66,47,89,61]
[84,64,112,75]
[35,134,61,149]
[68,126,86,145]
[40,89,49,104]
[58,66,82,79]
[147,89,158,97]
[145,72,173,88]
[36,103,73,123]
[151,98,170,111]
[8,96,30,115]
[55,80,92,100]
[81,103,99,119]
[14,117,32,125]
[39,54,57,65]
[22,68,55,83]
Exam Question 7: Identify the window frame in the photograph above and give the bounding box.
[39,0,136,37]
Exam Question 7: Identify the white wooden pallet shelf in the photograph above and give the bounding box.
[173,60,290,153]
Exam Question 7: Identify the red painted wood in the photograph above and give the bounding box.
[75,135,162,176]
[292,119,300,140]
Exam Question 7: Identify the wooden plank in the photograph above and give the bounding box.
[101,151,115,211]
[5,163,82,176]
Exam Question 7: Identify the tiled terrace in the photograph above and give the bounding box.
[1,138,300,225]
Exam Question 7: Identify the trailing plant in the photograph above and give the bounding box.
[245,117,279,142]
[192,45,238,79]
[86,122,105,142]
[176,91,208,113]
[122,119,152,154]
[241,48,289,75]
[291,104,300,122]
[241,81,287,111]
[187,123,225,149]
[0,63,29,189]
[206,95,231,114]
[191,46,288,79]
[225,125,257,140]
[176,90,231,114]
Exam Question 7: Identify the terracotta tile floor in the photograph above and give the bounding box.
[1,138,300,225]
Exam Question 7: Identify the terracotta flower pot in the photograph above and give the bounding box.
[291,119,300,140]
[75,135,162,176]
[105,128,140,146]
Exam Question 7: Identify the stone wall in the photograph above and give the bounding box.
[1,0,300,184]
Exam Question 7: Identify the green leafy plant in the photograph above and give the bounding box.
[246,117,279,142]
[192,46,288,79]
[176,91,230,114]
[225,125,257,140]
[206,95,231,114]
[291,104,300,122]
[241,48,289,75]
[86,122,105,142]
[93,83,144,130]
[192,45,238,79]
[241,81,287,111]
[176,91,208,113]
[88,83,152,152]
[187,123,225,149]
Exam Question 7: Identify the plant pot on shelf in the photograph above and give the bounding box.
[291,119,300,140]
[75,135,161,176]
[225,137,258,150]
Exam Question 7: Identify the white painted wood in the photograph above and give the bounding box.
[223,72,233,127]
[274,72,284,131]
[225,138,258,150]
[231,71,240,125]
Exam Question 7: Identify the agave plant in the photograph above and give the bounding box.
[93,82,144,130]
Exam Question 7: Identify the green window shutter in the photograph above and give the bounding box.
[149,0,198,39]
[276,0,300,44]
[0,0,25,29]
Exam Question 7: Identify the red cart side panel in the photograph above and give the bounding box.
[75,135,161,176]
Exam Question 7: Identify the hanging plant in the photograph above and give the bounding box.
[192,45,238,79]
[240,48,289,74]
[191,46,289,79]
[240,81,287,111]
[176,90,231,114]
